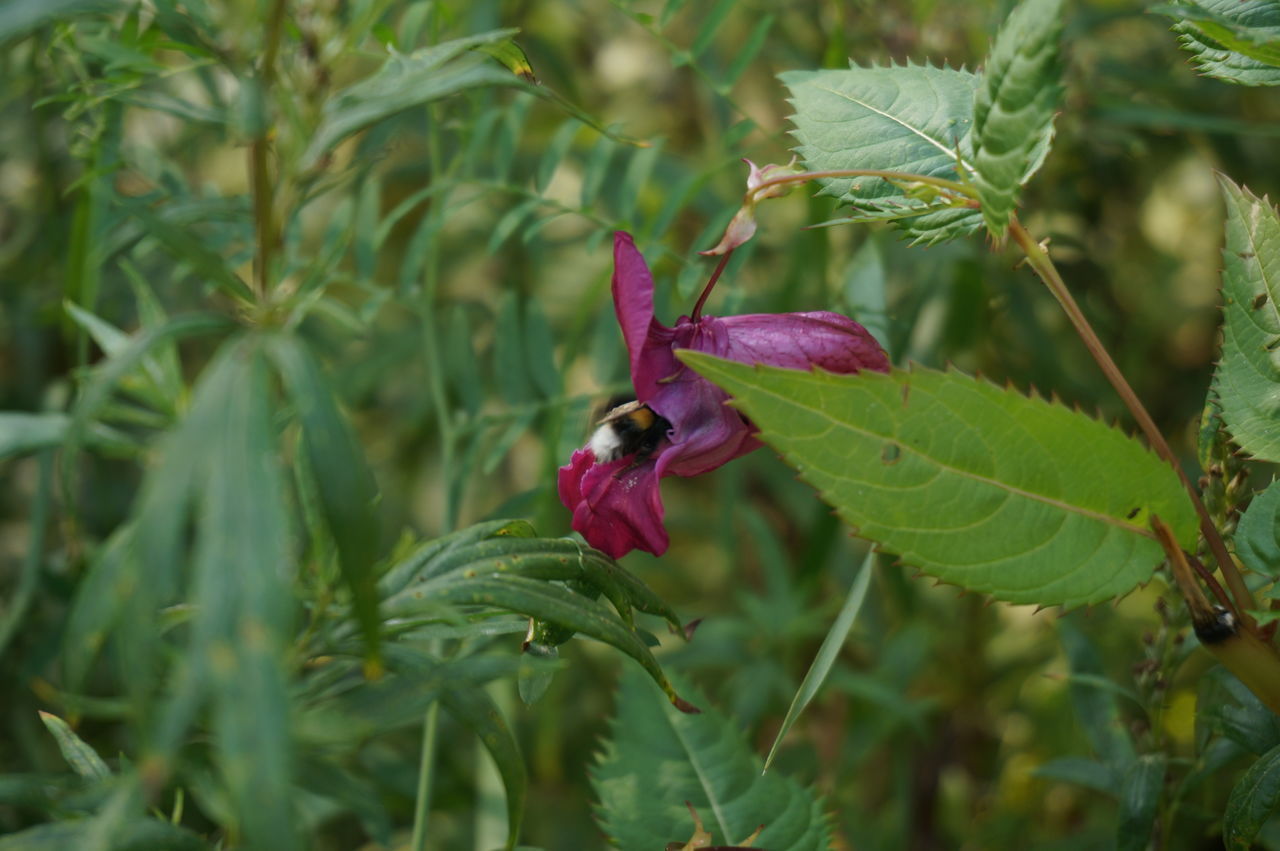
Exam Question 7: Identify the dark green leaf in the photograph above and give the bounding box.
[0,818,208,851]
[385,573,691,711]
[1226,744,1280,848]
[1237,479,1280,581]
[1116,755,1165,851]
[268,336,383,665]
[1032,757,1120,796]
[592,666,831,850]
[443,688,526,851]
[1058,617,1137,763]
[0,0,117,43]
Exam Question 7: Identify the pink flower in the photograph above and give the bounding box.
[558,232,890,558]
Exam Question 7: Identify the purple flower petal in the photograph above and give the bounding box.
[560,232,891,558]
[557,448,668,558]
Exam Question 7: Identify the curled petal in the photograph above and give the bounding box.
[557,449,669,558]
[612,232,677,401]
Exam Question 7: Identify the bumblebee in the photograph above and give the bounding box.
[588,397,671,464]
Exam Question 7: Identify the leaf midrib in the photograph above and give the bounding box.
[660,702,734,843]
[734,374,1159,540]
[808,80,977,176]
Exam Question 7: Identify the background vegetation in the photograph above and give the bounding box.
[2,0,1279,848]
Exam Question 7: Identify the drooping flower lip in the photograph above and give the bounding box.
[558,232,890,559]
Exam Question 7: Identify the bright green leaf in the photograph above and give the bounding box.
[1161,0,1280,86]
[781,62,977,212]
[679,354,1198,607]
[1214,179,1280,461]
[970,0,1064,238]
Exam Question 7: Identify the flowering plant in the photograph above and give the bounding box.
[558,232,889,558]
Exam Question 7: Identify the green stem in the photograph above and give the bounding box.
[409,700,442,851]
[1008,218,1256,628]
[250,0,289,300]
[410,15,456,850]
[0,450,52,656]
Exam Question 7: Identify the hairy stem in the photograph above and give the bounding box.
[1008,218,1256,628]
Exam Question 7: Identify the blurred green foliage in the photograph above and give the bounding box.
[1,0,1279,848]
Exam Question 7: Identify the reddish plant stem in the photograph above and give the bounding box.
[691,250,733,322]
[1008,217,1256,630]
[748,168,974,204]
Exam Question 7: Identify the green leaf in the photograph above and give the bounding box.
[1237,479,1280,582]
[377,519,535,596]
[0,818,209,851]
[1226,744,1280,849]
[267,336,383,666]
[782,62,977,208]
[678,354,1198,607]
[1032,757,1120,796]
[1197,667,1280,755]
[0,412,132,460]
[380,532,682,631]
[1214,179,1280,462]
[1116,754,1166,851]
[37,712,111,780]
[187,343,298,851]
[1160,0,1280,86]
[841,239,891,355]
[1058,617,1137,764]
[690,0,736,59]
[764,550,873,771]
[970,0,1063,239]
[536,121,582,193]
[0,0,117,43]
[123,202,254,304]
[442,688,526,851]
[384,573,692,711]
[592,666,832,850]
[781,62,984,243]
[302,30,522,168]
